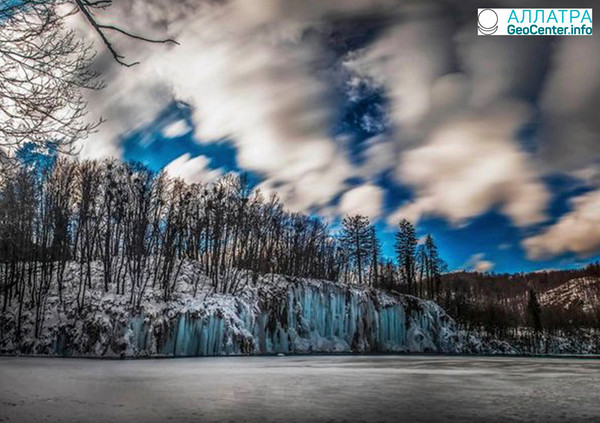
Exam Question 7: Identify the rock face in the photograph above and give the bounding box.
[2,275,502,357]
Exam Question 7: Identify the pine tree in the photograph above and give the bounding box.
[340,215,373,285]
[379,260,397,290]
[369,226,380,287]
[395,219,417,294]
[424,234,446,300]
[527,288,543,333]
[416,244,427,298]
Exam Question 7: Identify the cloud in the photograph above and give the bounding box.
[357,135,397,179]
[68,0,599,254]
[467,253,494,273]
[523,190,600,260]
[390,104,549,227]
[162,120,190,138]
[338,183,384,219]
[344,9,453,137]
[454,29,549,108]
[78,0,405,212]
[164,153,222,185]
[537,37,600,173]
[344,8,554,231]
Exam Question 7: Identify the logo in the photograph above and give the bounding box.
[477,8,592,36]
[478,8,498,35]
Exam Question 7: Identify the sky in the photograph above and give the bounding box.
[68,0,600,274]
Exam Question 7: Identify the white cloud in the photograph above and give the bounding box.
[164,153,221,185]
[338,184,384,219]
[523,190,600,260]
[537,37,600,173]
[358,135,397,179]
[78,0,393,212]
[455,30,548,108]
[162,120,190,138]
[389,104,549,227]
[345,13,554,231]
[467,253,494,273]
[68,0,597,245]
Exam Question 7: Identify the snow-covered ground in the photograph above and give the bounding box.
[540,277,600,313]
[0,261,511,356]
[1,355,599,423]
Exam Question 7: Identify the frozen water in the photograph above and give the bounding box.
[1,264,516,356]
[1,355,599,422]
[122,281,485,356]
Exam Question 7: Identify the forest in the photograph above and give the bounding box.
[1,156,599,352]
[0,158,445,339]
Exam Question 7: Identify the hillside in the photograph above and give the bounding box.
[439,268,600,354]
[539,277,600,313]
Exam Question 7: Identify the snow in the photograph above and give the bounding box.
[1,355,600,423]
[540,277,600,313]
[0,261,507,356]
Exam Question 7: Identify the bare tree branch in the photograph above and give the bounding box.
[74,0,178,67]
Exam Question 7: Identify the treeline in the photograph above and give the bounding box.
[337,215,445,300]
[0,159,446,322]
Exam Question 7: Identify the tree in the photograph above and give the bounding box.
[0,0,177,171]
[369,226,380,287]
[73,0,178,67]
[379,259,397,290]
[527,288,543,353]
[395,219,417,294]
[339,215,373,285]
[527,288,543,334]
[0,1,101,169]
[416,244,427,297]
[424,234,446,300]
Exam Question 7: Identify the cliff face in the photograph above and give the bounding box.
[1,269,504,357]
[122,280,462,356]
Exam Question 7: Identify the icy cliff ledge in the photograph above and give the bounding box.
[0,271,512,356]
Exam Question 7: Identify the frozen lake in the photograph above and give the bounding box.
[1,355,599,423]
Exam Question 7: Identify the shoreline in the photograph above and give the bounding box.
[2,352,600,360]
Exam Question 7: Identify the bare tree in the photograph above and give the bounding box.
[0,0,177,171]
[73,0,178,67]
[0,1,101,169]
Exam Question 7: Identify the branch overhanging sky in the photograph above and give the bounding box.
[66,0,600,273]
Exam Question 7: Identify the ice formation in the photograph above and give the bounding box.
[2,268,506,356]
[85,279,466,356]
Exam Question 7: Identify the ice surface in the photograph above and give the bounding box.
[1,355,599,423]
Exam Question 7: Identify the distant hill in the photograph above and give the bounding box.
[438,264,600,351]
[441,263,600,301]
[539,277,600,313]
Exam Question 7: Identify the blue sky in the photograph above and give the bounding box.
[80,0,600,274]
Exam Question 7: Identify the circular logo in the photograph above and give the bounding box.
[478,9,498,35]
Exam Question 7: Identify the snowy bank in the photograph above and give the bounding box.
[0,264,512,356]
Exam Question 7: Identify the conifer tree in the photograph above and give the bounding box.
[527,288,543,334]
[395,219,417,294]
[340,215,373,285]
[424,234,446,300]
